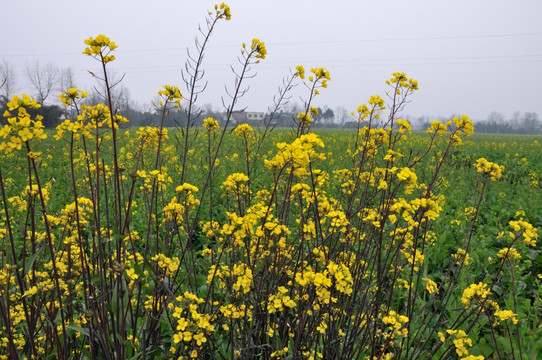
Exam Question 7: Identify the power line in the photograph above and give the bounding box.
[61,54,542,74]
[2,31,542,57]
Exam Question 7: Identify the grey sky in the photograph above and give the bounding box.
[1,0,541,121]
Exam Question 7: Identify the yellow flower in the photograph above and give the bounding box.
[474,158,504,181]
[496,247,521,261]
[203,117,220,131]
[397,167,417,185]
[311,67,331,81]
[461,282,490,308]
[494,309,518,324]
[158,85,182,107]
[193,332,207,346]
[422,277,439,294]
[427,120,447,136]
[295,65,305,79]
[18,127,33,142]
[454,114,474,136]
[250,38,267,59]
[59,88,88,106]
[214,2,232,20]
[509,219,537,246]
[297,112,312,126]
[452,248,471,266]
[234,123,253,136]
[82,34,118,61]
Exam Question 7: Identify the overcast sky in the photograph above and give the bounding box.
[1,0,541,121]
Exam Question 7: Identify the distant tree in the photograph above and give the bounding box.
[115,86,132,114]
[510,111,521,129]
[86,84,131,112]
[485,111,505,133]
[57,67,77,93]
[334,106,349,126]
[414,115,428,130]
[487,111,504,124]
[0,59,17,104]
[25,60,58,104]
[284,102,302,115]
[322,107,335,124]
[520,112,540,134]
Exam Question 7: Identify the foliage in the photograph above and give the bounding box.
[0,4,540,360]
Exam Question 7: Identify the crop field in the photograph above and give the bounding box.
[1,118,541,359]
[0,5,541,360]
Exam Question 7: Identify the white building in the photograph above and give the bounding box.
[246,112,265,121]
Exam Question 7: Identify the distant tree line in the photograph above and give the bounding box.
[473,111,540,134]
[1,59,540,133]
[413,111,541,135]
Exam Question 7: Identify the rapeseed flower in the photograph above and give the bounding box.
[461,282,490,308]
[82,34,117,62]
[214,2,232,20]
[203,117,220,131]
[474,158,504,181]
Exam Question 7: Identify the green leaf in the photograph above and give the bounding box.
[23,249,41,275]
[67,325,90,338]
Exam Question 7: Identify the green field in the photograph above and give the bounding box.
[1,116,541,359]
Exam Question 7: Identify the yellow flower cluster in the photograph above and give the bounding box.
[310,67,331,88]
[397,167,418,185]
[203,117,220,131]
[267,286,297,313]
[158,84,183,107]
[294,260,354,310]
[368,95,386,110]
[135,126,168,147]
[246,38,267,60]
[396,119,412,134]
[294,65,305,79]
[438,329,474,357]
[296,107,319,127]
[176,183,201,209]
[0,95,47,152]
[427,121,448,136]
[171,292,215,347]
[163,197,185,222]
[473,158,504,181]
[55,118,90,141]
[494,309,518,324]
[58,88,88,107]
[422,277,439,294]
[425,115,473,146]
[57,197,94,227]
[453,115,474,136]
[219,303,250,320]
[509,219,537,246]
[461,282,491,308]
[264,133,325,176]
[221,172,250,194]
[452,248,471,266]
[381,310,409,338]
[82,34,118,62]
[214,2,232,20]
[151,253,180,276]
[208,263,253,295]
[386,72,419,93]
[77,103,110,128]
[233,123,253,137]
[496,247,521,261]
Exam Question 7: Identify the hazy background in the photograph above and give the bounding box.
[1,0,541,122]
